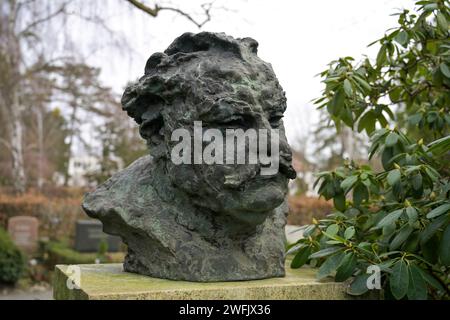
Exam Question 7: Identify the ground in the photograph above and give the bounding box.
[0,284,53,300]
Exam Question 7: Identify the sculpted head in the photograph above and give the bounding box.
[121,32,295,226]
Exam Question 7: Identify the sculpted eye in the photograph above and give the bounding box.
[218,115,254,129]
[205,114,255,129]
[269,115,283,128]
[216,117,246,128]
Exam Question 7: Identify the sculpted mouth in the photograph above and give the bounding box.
[223,163,295,189]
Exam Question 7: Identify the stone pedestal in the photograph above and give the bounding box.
[53,262,371,300]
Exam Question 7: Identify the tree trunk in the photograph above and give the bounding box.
[63,102,78,186]
[36,106,44,190]
[8,92,26,193]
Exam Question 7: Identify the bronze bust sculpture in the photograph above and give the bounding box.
[83,32,295,281]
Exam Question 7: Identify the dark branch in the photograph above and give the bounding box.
[124,0,214,29]
[125,0,159,17]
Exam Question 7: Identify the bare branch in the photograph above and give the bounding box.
[124,0,214,29]
[159,3,213,29]
[18,3,68,38]
[20,56,73,81]
[125,0,159,17]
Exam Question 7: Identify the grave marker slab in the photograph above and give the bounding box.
[7,216,39,252]
[74,220,121,252]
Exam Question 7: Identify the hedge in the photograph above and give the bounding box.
[0,227,25,284]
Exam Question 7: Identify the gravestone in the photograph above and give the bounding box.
[74,220,121,253]
[7,216,39,252]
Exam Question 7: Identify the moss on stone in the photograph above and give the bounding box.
[53,262,374,300]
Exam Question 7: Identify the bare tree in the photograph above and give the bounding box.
[0,0,228,193]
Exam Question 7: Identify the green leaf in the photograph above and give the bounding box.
[309,246,343,259]
[291,246,312,269]
[344,226,356,240]
[424,3,438,11]
[426,203,450,219]
[416,268,445,292]
[436,12,448,33]
[439,224,450,267]
[353,74,371,92]
[421,235,439,264]
[383,223,396,238]
[376,44,387,68]
[377,209,403,228]
[331,88,345,115]
[335,252,357,282]
[392,181,404,201]
[286,242,305,255]
[406,207,418,225]
[411,173,423,191]
[407,264,428,300]
[385,132,399,147]
[381,147,394,170]
[424,166,440,182]
[340,107,353,127]
[348,274,370,296]
[321,180,336,200]
[333,192,346,212]
[389,86,402,102]
[327,101,337,116]
[403,231,421,252]
[428,134,450,155]
[390,225,414,250]
[440,63,450,79]
[387,169,401,186]
[357,111,376,134]
[408,113,422,126]
[302,224,317,237]
[353,183,368,206]
[317,252,345,280]
[340,175,358,192]
[390,259,409,300]
[343,79,353,96]
[394,30,409,47]
[326,224,339,236]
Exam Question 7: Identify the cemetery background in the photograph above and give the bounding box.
[1,0,448,300]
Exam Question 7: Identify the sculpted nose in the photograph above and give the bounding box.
[279,136,296,178]
[253,116,296,179]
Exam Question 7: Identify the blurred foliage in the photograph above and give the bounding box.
[0,189,85,241]
[289,0,450,300]
[85,108,148,185]
[292,177,309,196]
[312,110,369,170]
[288,195,333,226]
[42,240,124,267]
[0,227,25,284]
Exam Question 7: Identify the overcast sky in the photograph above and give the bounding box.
[68,0,413,151]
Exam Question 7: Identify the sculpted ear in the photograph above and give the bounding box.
[139,109,164,146]
[121,80,165,147]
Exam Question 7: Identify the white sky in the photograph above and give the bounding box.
[69,0,413,152]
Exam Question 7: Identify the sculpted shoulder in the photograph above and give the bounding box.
[82,155,160,222]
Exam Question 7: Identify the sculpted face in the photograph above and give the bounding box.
[122,32,295,226]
